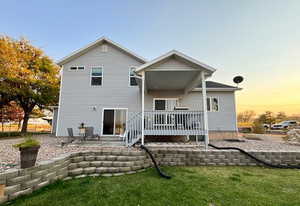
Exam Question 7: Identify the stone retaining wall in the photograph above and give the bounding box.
[0,150,150,204]
[149,148,300,167]
[0,154,70,204]
[0,148,299,204]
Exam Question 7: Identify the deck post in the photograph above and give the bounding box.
[141,71,145,145]
[201,71,209,150]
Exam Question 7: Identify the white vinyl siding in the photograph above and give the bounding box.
[57,43,143,136]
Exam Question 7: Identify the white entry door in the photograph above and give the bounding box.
[153,98,178,111]
[153,99,178,125]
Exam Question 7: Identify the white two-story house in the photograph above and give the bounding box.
[54,37,240,148]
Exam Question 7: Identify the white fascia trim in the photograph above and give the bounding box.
[135,50,217,74]
[57,37,147,65]
[192,87,242,92]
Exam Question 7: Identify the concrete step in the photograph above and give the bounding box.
[68,166,148,176]
[100,137,123,141]
[100,141,125,147]
[69,160,148,169]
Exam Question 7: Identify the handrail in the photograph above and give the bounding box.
[125,112,143,146]
[144,110,204,135]
[125,110,205,146]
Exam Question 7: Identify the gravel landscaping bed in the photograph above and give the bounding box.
[210,139,300,151]
[1,134,299,172]
[0,135,134,173]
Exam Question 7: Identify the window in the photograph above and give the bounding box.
[70,66,84,71]
[206,97,219,112]
[206,98,211,112]
[91,67,103,86]
[129,67,138,86]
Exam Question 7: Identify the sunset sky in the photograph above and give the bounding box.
[1,0,300,115]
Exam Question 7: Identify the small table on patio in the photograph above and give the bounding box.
[78,127,87,141]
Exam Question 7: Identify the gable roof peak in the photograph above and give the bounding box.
[135,49,217,74]
[57,36,147,65]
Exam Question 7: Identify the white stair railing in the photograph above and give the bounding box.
[125,112,142,146]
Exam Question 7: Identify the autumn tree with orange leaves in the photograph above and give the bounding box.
[0,36,60,132]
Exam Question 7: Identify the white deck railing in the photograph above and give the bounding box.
[144,111,204,135]
[125,111,204,146]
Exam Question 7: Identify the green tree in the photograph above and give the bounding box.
[257,111,276,129]
[0,36,60,132]
[252,119,265,134]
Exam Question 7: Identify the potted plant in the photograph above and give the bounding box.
[13,136,40,169]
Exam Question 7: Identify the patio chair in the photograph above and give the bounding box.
[84,127,100,141]
[61,128,75,147]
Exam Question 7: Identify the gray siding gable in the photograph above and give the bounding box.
[56,43,143,136]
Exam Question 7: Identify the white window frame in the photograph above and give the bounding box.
[129,66,138,87]
[207,97,219,112]
[69,66,85,71]
[90,66,103,87]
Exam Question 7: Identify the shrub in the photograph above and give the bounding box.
[252,120,265,134]
[13,136,40,148]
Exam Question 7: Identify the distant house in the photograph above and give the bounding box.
[55,37,240,148]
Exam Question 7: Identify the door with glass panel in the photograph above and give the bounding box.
[153,99,177,125]
[102,109,127,136]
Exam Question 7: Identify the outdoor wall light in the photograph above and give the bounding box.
[88,106,97,111]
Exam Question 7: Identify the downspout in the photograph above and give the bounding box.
[201,71,209,150]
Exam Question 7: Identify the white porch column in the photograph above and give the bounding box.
[201,71,209,150]
[141,71,145,145]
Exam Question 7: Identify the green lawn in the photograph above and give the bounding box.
[3,166,300,206]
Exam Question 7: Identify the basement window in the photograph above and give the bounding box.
[91,67,103,86]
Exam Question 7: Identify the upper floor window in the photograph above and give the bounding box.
[207,97,219,112]
[70,66,84,70]
[91,67,103,86]
[129,67,138,86]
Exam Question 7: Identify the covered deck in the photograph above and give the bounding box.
[125,50,216,149]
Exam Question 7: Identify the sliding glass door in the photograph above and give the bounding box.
[102,109,127,136]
